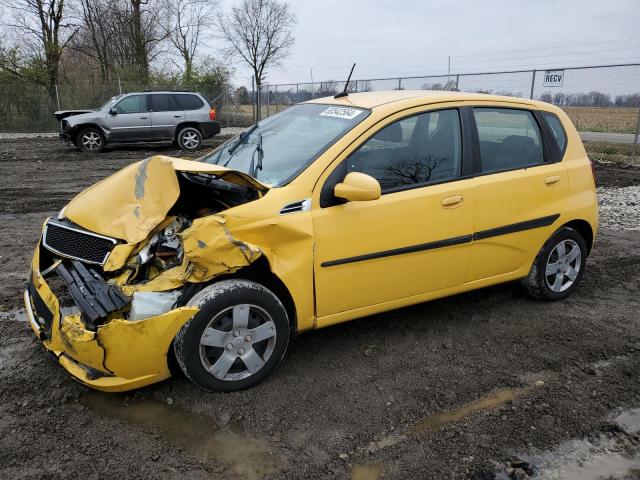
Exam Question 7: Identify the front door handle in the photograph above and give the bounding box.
[173,115,182,118]
[545,175,561,185]
[139,116,148,119]
[441,195,464,208]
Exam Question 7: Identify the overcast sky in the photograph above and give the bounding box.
[217,0,640,87]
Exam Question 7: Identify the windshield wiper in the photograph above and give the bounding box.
[249,134,264,178]
[226,124,258,158]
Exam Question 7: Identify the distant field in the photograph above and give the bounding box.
[561,107,639,134]
[220,103,639,134]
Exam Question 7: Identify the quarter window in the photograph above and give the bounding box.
[542,112,567,152]
[474,108,544,173]
[115,95,146,114]
[347,109,462,192]
[174,94,205,110]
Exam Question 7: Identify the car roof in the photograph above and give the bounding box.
[304,90,540,109]
[125,91,199,95]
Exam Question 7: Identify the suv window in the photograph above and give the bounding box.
[347,109,462,192]
[150,94,178,112]
[542,112,567,152]
[115,95,147,114]
[474,108,544,173]
[174,94,205,110]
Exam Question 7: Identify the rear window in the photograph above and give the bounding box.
[542,112,567,152]
[173,94,205,110]
[474,108,544,174]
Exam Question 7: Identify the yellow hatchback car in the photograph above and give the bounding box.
[25,90,597,392]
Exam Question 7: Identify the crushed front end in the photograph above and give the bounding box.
[25,156,267,392]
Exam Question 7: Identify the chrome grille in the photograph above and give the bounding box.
[43,220,117,265]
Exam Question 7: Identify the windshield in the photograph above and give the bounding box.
[99,95,124,110]
[201,103,369,186]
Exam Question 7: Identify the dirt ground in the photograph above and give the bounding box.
[2,137,640,480]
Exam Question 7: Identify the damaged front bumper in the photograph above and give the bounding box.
[25,241,199,392]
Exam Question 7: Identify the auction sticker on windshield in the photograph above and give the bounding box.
[319,106,363,120]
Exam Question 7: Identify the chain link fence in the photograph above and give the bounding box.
[1,63,640,157]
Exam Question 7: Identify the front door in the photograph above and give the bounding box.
[108,94,151,141]
[312,107,476,325]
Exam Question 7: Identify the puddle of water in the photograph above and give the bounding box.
[409,388,516,435]
[82,393,283,480]
[351,463,383,480]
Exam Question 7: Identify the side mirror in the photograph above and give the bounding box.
[334,172,381,202]
[109,107,118,115]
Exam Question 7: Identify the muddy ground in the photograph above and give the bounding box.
[1,137,640,480]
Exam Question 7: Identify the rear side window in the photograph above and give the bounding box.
[347,108,462,192]
[542,112,567,152]
[150,94,178,112]
[474,108,544,173]
[173,94,205,110]
[115,95,147,114]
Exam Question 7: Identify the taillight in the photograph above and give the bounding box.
[209,108,216,121]
[589,158,597,187]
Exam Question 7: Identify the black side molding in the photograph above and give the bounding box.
[473,214,560,241]
[321,214,560,268]
[320,234,473,267]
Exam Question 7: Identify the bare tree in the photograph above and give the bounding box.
[0,0,79,102]
[163,0,217,82]
[217,0,295,119]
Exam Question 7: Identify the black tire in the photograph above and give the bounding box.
[176,126,203,152]
[77,127,105,153]
[522,226,588,301]
[174,280,290,392]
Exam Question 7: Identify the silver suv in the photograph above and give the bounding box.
[55,91,220,152]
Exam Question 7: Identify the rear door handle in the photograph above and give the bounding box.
[173,115,182,117]
[441,195,464,208]
[545,175,561,185]
[139,116,148,119]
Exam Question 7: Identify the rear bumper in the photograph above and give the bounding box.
[199,121,221,139]
[25,236,199,392]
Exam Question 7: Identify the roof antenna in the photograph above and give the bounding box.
[334,63,356,98]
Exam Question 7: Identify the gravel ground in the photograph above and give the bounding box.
[598,186,640,231]
[1,138,640,479]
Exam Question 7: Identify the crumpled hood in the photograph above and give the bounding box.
[63,155,269,244]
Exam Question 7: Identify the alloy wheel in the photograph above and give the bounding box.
[81,131,102,151]
[182,130,200,149]
[199,304,277,381]
[545,239,582,293]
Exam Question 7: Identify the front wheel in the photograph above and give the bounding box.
[77,127,105,153]
[174,280,290,392]
[523,226,587,300]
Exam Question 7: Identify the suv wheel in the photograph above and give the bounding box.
[177,127,203,152]
[523,226,587,300]
[77,127,105,153]
[174,280,290,392]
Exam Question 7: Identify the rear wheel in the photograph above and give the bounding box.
[174,280,290,392]
[176,126,203,152]
[77,127,105,153]
[523,227,587,300]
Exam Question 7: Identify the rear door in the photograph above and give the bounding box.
[149,94,184,139]
[108,94,150,141]
[468,106,568,281]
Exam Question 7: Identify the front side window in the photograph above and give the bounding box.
[116,95,147,114]
[474,108,544,173]
[202,104,368,186]
[150,94,178,112]
[346,109,462,192]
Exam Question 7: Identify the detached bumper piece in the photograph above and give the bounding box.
[56,260,130,328]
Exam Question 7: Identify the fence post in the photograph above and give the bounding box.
[266,86,270,117]
[54,84,61,111]
[354,80,358,92]
[118,77,122,94]
[632,107,640,162]
[455,74,460,91]
[398,78,402,90]
[529,69,537,99]
[296,83,299,103]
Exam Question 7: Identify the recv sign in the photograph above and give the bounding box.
[543,70,565,87]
